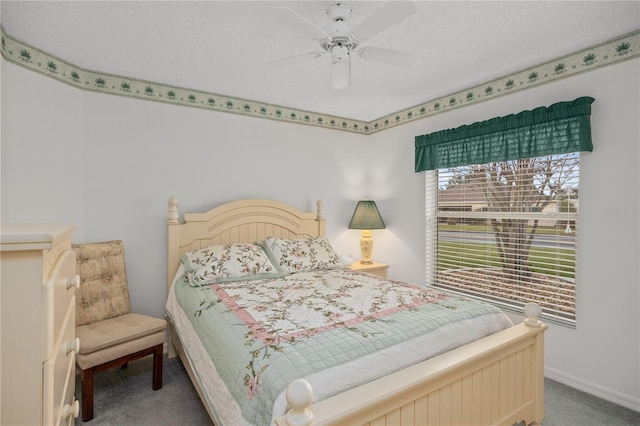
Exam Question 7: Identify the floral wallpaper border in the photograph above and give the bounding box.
[1,28,638,135]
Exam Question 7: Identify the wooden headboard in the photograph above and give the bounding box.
[166,197,325,291]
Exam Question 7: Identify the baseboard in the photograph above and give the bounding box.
[545,367,640,412]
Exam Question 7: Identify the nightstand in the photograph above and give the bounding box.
[350,261,389,278]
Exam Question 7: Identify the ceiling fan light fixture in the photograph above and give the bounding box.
[331,45,349,62]
[331,47,351,89]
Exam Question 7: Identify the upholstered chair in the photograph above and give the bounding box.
[73,240,167,422]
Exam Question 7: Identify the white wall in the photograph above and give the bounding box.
[1,61,85,226]
[1,59,370,321]
[2,56,638,411]
[367,58,640,411]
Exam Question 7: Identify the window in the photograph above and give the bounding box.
[415,97,595,327]
[425,154,579,325]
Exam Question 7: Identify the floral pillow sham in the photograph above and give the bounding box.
[180,243,283,287]
[259,236,345,274]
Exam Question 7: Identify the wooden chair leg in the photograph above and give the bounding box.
[152,343,163,390]
[81,367,95,422]
[78,344,163,421]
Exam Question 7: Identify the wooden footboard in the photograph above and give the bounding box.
[277,316,546,426]
[170,313,546,426]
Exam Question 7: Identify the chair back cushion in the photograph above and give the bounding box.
[73,240,131,326]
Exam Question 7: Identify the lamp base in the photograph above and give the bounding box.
[359,230,375,265]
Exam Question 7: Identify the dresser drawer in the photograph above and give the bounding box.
[43,298,79,426]
[43,249,79,359]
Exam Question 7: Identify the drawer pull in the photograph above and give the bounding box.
[66,338,81,356]
[63,400,80,419]
[66,274,80,290]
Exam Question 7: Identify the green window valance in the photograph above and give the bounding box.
[415,96,595,172]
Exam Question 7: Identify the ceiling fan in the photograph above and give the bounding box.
[269,2,418,89]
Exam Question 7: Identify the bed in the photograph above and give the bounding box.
[165,197,547,426]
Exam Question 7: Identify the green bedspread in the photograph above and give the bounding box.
[172,269,510,425]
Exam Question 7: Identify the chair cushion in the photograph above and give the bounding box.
[76,331,165,370]
[76,313,167,355]
[73,240,131,326]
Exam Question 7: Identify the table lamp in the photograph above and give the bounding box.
[348,200,386,264]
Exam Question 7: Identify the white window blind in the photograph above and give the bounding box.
[426,153,579,326]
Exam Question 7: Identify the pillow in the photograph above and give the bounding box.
[260,236,345,274]
[180,243,282,287]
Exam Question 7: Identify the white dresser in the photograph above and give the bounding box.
[1,223,81,426]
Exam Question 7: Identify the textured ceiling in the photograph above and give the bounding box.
[2,1,639,121]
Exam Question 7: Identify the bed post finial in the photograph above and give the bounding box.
[168,197,179,224]
[285,379,314,426]
[524,302,543,327]
[316,200,324,219]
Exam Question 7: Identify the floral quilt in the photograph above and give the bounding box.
[172,269,511,425]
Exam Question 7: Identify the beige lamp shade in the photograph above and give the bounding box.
[348,200,385,264]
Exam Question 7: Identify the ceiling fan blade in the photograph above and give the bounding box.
[264,51,327,67]
[351,1,416,42]
[358,46,420,68]
[269,7,330,41]
[331,51,351,89]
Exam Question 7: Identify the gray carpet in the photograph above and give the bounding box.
[542,379,639,426]
[76,355,640,426]
[75,356,212,426]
